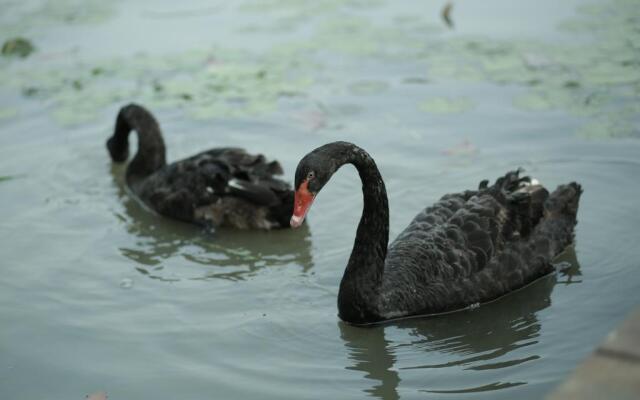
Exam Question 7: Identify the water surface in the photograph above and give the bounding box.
[1,0,639,398]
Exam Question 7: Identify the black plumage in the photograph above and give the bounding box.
[292,141,582,325]
[107,104,293,229]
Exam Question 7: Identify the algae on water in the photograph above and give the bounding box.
[0,0,636,137]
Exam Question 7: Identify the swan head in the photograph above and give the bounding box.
[106,136,129,162]
[291,144,344,227]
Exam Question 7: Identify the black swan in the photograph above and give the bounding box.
[290,141,582,325]
[107,104,293,229]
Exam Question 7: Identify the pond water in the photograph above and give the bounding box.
[1,0,639,398]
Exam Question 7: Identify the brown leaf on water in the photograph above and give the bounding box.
[86,392,107,400]
[442,139,477,157]
[293,108,328,132]
[441,2,454,29]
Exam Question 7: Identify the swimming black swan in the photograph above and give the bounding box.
[107,104,293,229]
[290,141,582,325]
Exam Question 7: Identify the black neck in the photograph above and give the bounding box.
[332,143,389,324]
[107,104,166,184]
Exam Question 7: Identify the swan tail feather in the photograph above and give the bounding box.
[544,182,582,220]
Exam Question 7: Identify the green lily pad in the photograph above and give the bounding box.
[1,38,35,58]
[0,107,19,120]
[419,97,474,114]
[578,116,637,139]
[348,80,389,96]
[1,0,636,137]
[0,175,21,183]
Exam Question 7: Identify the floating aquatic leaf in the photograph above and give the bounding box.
[293,108,328,131]
[0,107,18,120]
[240,0,383,15]
[51,103,101,127]
[513,90,576,112]
[403,77,429,84]
[142,5,222,19]
[85,391,107,400]
[582,62,640,86]
[419,97,474,114]
[0,175,16,183]
[1,0,117,38]
[577,116,637,139]
[37,0,116,25]
[348,80,389,96]
[442,139,477,157]
[1,38,35,58]
[0,0,635,138]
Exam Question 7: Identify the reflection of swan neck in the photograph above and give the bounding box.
[339,323,399,400]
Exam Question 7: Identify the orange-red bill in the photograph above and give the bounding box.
[290,180,315,228]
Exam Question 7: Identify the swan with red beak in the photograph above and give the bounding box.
[290,142,353,228]
[287,141,582,325]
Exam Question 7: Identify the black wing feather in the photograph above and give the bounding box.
[135,147,292,227]
[380,170,581,317]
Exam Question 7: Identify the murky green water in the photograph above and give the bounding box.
[1,0,639,398]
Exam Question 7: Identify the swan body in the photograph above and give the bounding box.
[291,141,582,325]
[107,104,293,229]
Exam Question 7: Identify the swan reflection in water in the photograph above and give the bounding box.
[339,248,581,400]
[110,164,313,282]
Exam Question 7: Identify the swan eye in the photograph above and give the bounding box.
[307,171,315,180]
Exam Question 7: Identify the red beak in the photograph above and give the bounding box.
[291,180,315,228]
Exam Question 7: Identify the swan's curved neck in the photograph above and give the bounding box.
[108,104,166,184]
[336,144,389,323]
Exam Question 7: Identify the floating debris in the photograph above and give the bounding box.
[119,277,134,289]
[85,392,107,400]
[1,38,35,58]
[441,2,454,29]
[294,108,328,132]
[442,139,478,157]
